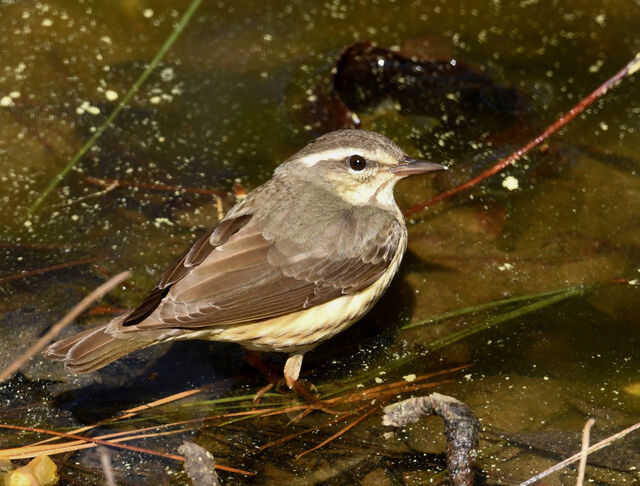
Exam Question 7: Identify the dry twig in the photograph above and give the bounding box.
[404,52,640,216]
[518,421,640,486]
[577,418,595,486]
[0,271,130,383]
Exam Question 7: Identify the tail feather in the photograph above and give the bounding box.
[44,317,152,373]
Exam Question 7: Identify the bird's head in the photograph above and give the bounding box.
[275,129,447,210]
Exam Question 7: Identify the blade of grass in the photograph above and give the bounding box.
[315,288,581,394]
[27,0,203,216]
[423,286,584,352]
[77,286,577,435]
[402,287,574,330]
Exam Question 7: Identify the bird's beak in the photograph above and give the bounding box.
[389,156,448,177]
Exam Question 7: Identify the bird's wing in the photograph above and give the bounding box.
[123,212,404,330]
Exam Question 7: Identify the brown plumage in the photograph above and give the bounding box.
[45,129,446,387]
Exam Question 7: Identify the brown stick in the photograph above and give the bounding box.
[0,256,100,285]
[295,405,382,459]
[518,420,640,486]
[403,53,640,217]
[577,418,595,486]
[0,271,130,383]
[84,177,226,197]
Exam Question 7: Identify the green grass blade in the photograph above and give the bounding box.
[402,286,574,331]
[423,285,584,352]
[27,0,203,216]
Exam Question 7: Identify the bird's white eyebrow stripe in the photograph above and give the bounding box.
[297,148,380,167]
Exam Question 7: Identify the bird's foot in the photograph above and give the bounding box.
[252,382,274,404]
[289,379,346,416]
[245,351,281,404]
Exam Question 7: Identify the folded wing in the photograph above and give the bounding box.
[123,212,403,330]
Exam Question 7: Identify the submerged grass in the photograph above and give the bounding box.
[401,286,580,330]
[416,285,585,352]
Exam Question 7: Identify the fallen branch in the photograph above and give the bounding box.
[404,52,640,217]
[383,393,479,486]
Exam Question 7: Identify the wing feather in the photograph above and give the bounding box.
[125,210,404,330]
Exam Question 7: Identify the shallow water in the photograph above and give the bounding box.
[1,0,639,484]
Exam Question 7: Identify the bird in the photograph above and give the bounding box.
[45,129,446,397]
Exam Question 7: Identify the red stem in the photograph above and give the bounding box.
[404,54,640,217]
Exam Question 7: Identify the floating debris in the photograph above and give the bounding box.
[383,393,479,486]
[178,441,221,486]
[0,456,59,486]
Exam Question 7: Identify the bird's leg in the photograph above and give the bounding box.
[284,354,322,404]
[283,353,304,389]
[244,350,281,403]
[248,352,338,412]
[284,354,347,417]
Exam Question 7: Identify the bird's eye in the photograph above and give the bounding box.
[349,155,367,171]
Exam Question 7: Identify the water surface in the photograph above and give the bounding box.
[1,0,639,484]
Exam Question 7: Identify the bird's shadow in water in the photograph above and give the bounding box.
[53,340,243,422]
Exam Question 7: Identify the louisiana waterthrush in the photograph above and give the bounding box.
[46,129,446,393]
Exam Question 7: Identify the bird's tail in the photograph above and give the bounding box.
[44,316,153,373]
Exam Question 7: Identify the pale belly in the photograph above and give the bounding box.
[169,246,404,353]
